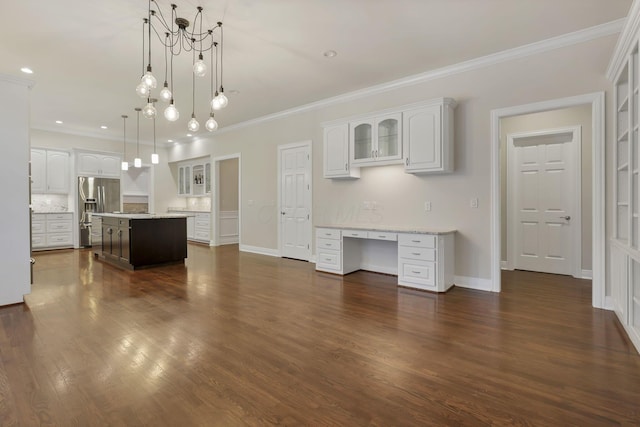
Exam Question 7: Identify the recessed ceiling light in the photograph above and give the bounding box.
[168,139,173,143]
[323,50,337,58]
[100,125,108,129]
[186,134,192,137]
[55,120,63,124]
[20,67,33,74]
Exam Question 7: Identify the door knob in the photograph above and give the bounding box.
[559,216,571,221]
[281,211,286,215]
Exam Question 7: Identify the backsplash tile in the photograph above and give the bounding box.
[31,194,69,212]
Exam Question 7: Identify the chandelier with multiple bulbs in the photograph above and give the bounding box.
[134,0,227,132]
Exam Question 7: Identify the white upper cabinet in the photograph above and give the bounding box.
[177,158,210,196]
[350,113,402,166]
[77,151,121,178]
[403,99,455,174]
[323,123,360,179]
[31,148,70,194]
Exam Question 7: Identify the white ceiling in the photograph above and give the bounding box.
[0,0,632,144]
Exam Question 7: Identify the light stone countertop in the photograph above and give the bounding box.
[315,224,456,235]
[92,213,189,219]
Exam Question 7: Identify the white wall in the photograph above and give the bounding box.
[0,75,32,305]
[163,34,618,283]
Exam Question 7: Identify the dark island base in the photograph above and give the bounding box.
[97,217,187,271]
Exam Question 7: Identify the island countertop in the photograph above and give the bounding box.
[92,212,189,219]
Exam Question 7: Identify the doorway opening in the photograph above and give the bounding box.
[212,154,241,247]
[490,92,605,308]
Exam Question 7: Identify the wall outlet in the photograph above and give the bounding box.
[424,201,432,212]
[470,197,479,208]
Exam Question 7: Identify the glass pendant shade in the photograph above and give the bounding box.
[217,92,228,108]
[205,115,218,132]
[187,115,200,132]
[136,81,149,98]
[142,70,157,89]
[211,95,221,111]
[134,157,142,168]
[159,84,172,102]
[142,102,156,119]
[164,102,179,121]
[193,59,207,77]
[151,153,159,164]
[121,161,129,171]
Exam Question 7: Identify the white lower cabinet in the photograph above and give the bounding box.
[194,213,211,242]
[315,226,455,292]
[32,212,73,250]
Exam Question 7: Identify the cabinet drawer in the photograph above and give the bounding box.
[316,228,341,240]
[32,213,45,221]
[316,250,341,271]
[399,246,436,262]
[47,233,73,246]
[398,233,436,248]
[342,229,368,238]
[48,213,73,221]
[32,235,46,247]
[195,213,210,220]
[400,260,436,288]
[194,230,210,240]
[317,238,341,251]
[195,219,210,228]
[367,231,397,241]
[47,221,72,232]
[31,221,46,234]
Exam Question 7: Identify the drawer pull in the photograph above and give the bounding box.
[412,252,421,256]
[412,270,421,274]
[325,233,331,236]
[411,240,421,243]
[379,235,386,238]
[325,258,332,262]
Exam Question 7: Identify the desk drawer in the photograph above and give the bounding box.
[343,229,367,238]
[316,228,341,240]
[317,238,341,251]
[400,260,436,288]
[399,246,436,262]
[398,233,436,248]
[316,250,341,271]
[367,231,397,241]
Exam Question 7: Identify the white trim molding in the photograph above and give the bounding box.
[219,210,239,245]
[607,2,640,80]
[239,245,279,257]
[581,270,593,280]
[454,276,494,292]
[490,92,606,308]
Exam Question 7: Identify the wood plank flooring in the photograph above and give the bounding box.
[0,244,638,426]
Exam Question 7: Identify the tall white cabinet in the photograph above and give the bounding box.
[0,74,32,306]
[610,34,640,353]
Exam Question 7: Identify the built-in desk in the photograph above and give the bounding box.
[315,225,455,292]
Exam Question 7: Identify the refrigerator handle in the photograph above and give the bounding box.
[97,185,102,212]
[101,186,106,212]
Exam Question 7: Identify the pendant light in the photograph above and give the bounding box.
[187,47,200,132]
[205,41,218,132]
[121,115,129,171]
[151,113,159,164]
[159,33,172,102]
[134,107,142,168]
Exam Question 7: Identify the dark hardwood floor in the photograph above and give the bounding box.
[0,244,638,426]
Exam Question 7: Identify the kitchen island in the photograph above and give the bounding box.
[92,213,188,270]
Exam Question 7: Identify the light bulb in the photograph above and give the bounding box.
[142,102,156,119]
[134,157,142,168]
[205,115,218,132]
[151,153,159,164]
[164,102,179,121]
[159,84,172,102]
[136,81,149,98]
[193,59,207,77]
[187,116,200,132]
[142,70,157,89]
[217,92,228,108]
[121,161,129,171]
[211,95,221,111]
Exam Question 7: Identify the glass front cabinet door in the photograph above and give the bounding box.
[350,113,402,165]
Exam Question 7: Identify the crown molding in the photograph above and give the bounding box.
[213,18,625,136]
[607,1,640,80]
[0,73,35,88]
[31,124,157,146]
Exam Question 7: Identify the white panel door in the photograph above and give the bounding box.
[280,144,311,260]
[513,140,575,275]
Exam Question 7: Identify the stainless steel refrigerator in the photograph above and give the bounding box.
[78,177,120,247]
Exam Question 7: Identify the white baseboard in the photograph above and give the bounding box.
[604,296,614,311]
[580,269,593,280]
[219,235,239,245]
[500,261,510,270]
[239,244,279,257]
[310,255,317,264]
[454,275,494,292]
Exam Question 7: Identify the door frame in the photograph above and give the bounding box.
[211,153,241,247]
[277,140,312,260]
[506,125,582,277]
[490,92,605,308]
